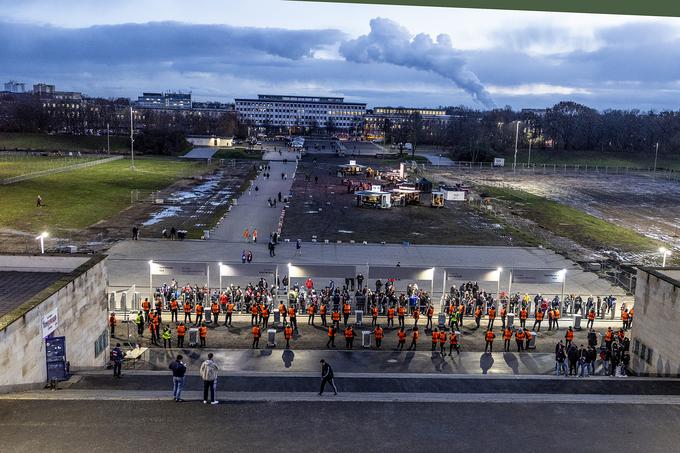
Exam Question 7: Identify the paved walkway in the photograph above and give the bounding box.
[181,147,218,159]
[211,161,297,241]
[417,152,455,166]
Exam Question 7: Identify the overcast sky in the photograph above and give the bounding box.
[2,0,680,110]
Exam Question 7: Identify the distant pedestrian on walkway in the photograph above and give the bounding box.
[132,225,139,240]
[169,354,187,402]
[36,194,43,207]
[243,228,250,243]
[200,353,219,405]
[111,343,123,378]
[318,359,338,396]
[296,239,302,255]
[252,229,257,243]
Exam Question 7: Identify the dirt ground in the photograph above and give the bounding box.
[433,168,680,264]
[281,155,528,245]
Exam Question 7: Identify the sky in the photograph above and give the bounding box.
[2,0,680,110]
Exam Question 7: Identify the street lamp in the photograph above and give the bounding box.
[659,247,671,268]
[35,232,48,254]
[496,267,503,300]
[513,120,520,173]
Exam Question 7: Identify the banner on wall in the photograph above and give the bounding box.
[511,269,565,284]
[151,261,208,276]
[41,308,59,338]
[445,268,500,282]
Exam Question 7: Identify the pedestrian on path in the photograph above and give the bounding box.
[243,228,250,243]
[296,239,302,255]
[200,353,219,405]
[111,343,123,378]
[407,327,419,351]
[162,326,172,348]
[169,354,187,402]
[318,359,338,396]
[109,312,117,337]
[252,229,258,243]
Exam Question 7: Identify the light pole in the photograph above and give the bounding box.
[653,142,659,175]
[130,107,136,170]
[513,120,520,173]
[106,122,110,155]
[35,232,48,254]
[659,247,671,268]
[527,138,532,167]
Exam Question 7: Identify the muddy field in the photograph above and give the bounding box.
[281,156,528,245]
[433,167,680,263]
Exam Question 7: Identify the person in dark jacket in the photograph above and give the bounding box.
[567,344,579,376]
[318,359,338,396]
[111,343,123,378]
[169,355,187,402]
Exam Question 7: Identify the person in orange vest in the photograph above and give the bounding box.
[431,328,440,352]
[412,307,420,328]
[342,302,351,326]
[199,322,208,347]
[449,330,460,356]
[243,228,250,243]
[261,304,270,329]
[320,303,327,327]
[155,298,162,318]
[407,327,419,351]
[142,298,151,324]
[374,324,384,350]
[532,308,544,331]
[170,299,179,323]
[474,306,482,329]
[425,305,434,330]
[307,303,317,326]
[604,327,614,350]
[177,323,186,348]
[195,302,205,326]
[211,301,220,326]
[387,306,395,328]
[621,309,630,331]
[331,309,341,330]
[109,312,117,338]
[252,228,258,243]
[525,329,534,350]
[447,303,456,328]
[617,329,625,342]
[565,326,574,347]
[279,302,287,324]
[515,328,526,352]
[149,316,159,346]
[344,326,355,349]
[252,324,261,349]
[487,306,496,330]
[371,305,379,327]
[547,308,555,331]
[326,325,337,348]
[397,305,406,328]
[219,292,228,313]
[456,304,464,329]
[586,309,596,330]
[484,328,495,353]
[500,305,507,330]
[183,301,192,324]
[519,308,528,329]
[288,305,298,330]
[503,326,512,352]
[553,308,561,330]
[225,301,235,327]
[396,327,407,351]
[438,328,447,354]
[284,323,293,349]
[250,303,259,326]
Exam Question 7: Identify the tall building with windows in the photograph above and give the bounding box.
[134,92,192,110]
[363,106,450,140]
[3,80,26,93]
[234,94,366,130]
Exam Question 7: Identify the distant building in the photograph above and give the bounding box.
[186,135,234,147]
[134,92,192,110]
[33,83,55,96]
[234,94,366,131]
[521,108,548,117]
[364,106,450,140]
[4,80,26,93]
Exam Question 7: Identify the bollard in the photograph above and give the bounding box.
[610,302,617,320]
[355,310,363,326]
[267,329,277,347]
[362,331,372,348]
[274,311,281,327]
[574,314,582,330]
[527,331,537,349]
[507,313,515,328]
[438,313,446,329]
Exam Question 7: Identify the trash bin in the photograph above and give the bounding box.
[205,310,212,324]
[438,313,446,329]
[610,302,617,320]
[527,331,537,349]
[362,331,372,348]
[267,329,276,347]
[188,328,199,347]
[574,314,582,330]
[355,310,363,326]
[507,313,515,328]
[274,311,281,326]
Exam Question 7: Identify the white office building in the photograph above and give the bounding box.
[235,94,366,130]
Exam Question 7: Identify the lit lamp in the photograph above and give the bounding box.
[36,232,48,254]
[660,247,671,268]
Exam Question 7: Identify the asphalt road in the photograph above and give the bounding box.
[1,400,677,452]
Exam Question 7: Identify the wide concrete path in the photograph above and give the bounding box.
[211,160,297,241]
[181,147,217,159]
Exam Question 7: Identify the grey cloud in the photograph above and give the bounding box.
[339,17,495,108]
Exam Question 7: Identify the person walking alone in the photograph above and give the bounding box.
[111,343,123,378]
[200,353,219,405]
[169,354,187,402]
[318,359,338,396]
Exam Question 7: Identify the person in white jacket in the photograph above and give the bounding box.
[200,353,219,404]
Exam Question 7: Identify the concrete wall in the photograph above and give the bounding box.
[630,268,680,377]
[0,256,109,392]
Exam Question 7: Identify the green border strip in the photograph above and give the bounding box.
[0,254,107,332]
[295,0,680,17]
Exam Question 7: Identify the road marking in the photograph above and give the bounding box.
[3,390,680,405]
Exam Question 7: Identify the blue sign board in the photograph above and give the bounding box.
[45,336,67,381]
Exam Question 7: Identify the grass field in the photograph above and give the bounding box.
[481,185,661,253]
[0,132,129,153]
[495,148,680,170]
[213,148,261,160]
[0,157,208,234]
[0,154,105,179]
